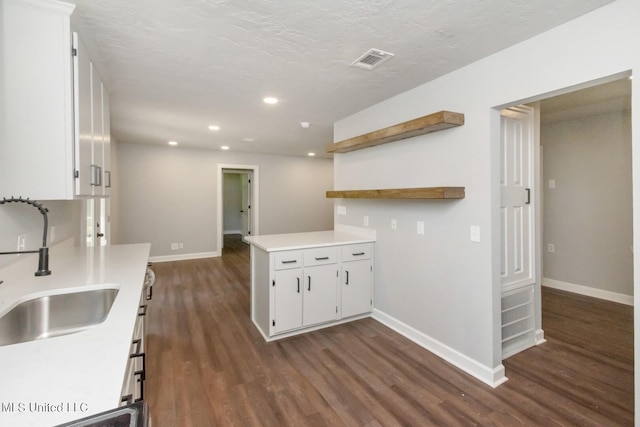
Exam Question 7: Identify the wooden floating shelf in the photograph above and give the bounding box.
[326,110,464,154]
[326,187,465,200]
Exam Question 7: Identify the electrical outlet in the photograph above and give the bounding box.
[470,226,480,243]
[548,179,556,189]
[171,243,179,250]
[391,219,397,230]
[337,206,347,215]
[417,221,424,235]
[17,234,26,251]
[179,243,184,249]
[548,243,555,253]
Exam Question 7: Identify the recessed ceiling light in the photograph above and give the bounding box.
[300,121,310,128]
[221,145,230,150]
[307,152,316,157]
[208,125,220,131]
[263,97,278,104]
[168,141,178,146]
[242,137,256,142]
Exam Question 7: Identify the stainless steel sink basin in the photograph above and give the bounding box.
[0,288,119,347]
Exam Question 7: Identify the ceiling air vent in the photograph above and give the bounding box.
[351,48,395,70]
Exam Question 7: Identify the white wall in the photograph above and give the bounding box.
[542,109,632,299]
[0,200,82,270]
[114,142,334,258]
[333,0,639,394]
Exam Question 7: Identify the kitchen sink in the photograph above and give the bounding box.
[0,288,119,347]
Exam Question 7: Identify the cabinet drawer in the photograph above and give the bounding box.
[341,243,373,262]
[303,247,338,266]
[274,250,303,270]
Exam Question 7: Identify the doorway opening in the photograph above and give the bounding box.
[216,164,259,254]
[497,72,633,362]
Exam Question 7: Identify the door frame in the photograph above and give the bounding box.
[492,71,633,369]
[216,164,259,251]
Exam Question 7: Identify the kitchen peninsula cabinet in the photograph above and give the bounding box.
[246,231,375,341]
[0,0,111,200]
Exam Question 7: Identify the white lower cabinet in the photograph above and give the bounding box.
[272,247,339,334]
[121,291,147,405]
[251,239,374,340]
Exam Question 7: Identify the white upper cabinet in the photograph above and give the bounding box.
[0,0,111,200]
[73,32,110,197]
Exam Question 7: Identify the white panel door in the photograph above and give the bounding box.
[500,106,535,291]
[241,173,251,237]
[303,264,338,327]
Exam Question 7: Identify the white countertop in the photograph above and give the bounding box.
[0,241,151,427]
[245,230,375,252]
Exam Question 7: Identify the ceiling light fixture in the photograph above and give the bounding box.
[168,141,178,146]
[221,145,230,150]
[208,125,220,131]
[242,137,256,142]
[300,121,310,128]
[263,96,278,104]
[308,152,316,157]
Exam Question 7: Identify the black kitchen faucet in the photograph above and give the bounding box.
[0,196,51,276]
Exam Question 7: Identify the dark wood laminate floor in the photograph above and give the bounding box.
[146,236,634,426]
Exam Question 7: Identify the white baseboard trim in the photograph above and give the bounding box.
[149,251,220,263]
[224,230,242,235]
[543,278,633,306]
[371,308,507,388]
[535,328,546,345]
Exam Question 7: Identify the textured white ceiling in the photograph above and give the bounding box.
[67,0,615,157]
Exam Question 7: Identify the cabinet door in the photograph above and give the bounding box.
[91,63,104,193]
[102,88,112,195]
[73,32,94,196]
[273,268,303,333]
[341,260,373,318]
[0,1,75,200]
[303,264,338,327]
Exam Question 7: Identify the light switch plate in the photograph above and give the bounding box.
[470,226,480,243]
[391,219,397,230]
[417,221,424,235]
[363,216,369,226]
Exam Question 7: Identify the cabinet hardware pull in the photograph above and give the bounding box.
[134,370,145,402]
[525,188,531,204]
[297,277,300,293]
[130,338,146,402]
[308,276,311,291]
[281,260,297,264]
[315,256,329,261]
[345,270,349,285]
[146,285,153,301]
[90,164,99,186]
[132,338,142,355]
[105,170,112,188]
[352,252,365,256]
[138,304,147,316]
